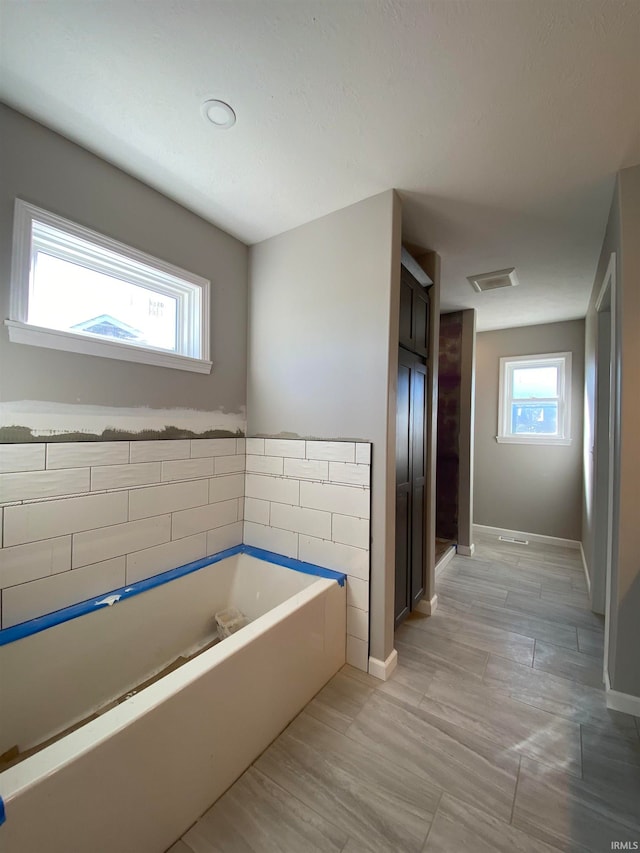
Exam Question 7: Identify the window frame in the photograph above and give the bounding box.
[497,351,572,446]
[6,199,212,374]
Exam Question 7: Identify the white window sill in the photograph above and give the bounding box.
[496,434,572,446]
[5,320,212,374]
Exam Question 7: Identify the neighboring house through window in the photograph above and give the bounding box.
[497,352,572,445]
[6,199,212,373]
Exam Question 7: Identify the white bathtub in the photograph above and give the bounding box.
[0,548,346,853]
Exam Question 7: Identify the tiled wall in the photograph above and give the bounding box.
[0,438,245,629]
[243,438,371,671]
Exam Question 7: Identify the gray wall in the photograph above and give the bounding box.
[0,105,248,430]
[585,165,640,698]
[474,320,585,540]
[247,190,401,665]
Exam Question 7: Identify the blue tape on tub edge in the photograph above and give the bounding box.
[240,544,347,586]
[0,794,5,825]
[0,544,244,647]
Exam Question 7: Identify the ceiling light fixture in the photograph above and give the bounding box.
[201,99,236,129]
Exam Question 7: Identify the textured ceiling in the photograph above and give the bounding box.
[1,0,639,330]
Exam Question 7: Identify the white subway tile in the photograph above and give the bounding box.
[206,522,243,555]
[299,535,369,579]
[0,444,45,474]
[126,533,207,584]
[47,442,129,469]
[246,454,283,475]
[73,515,171,568]
[129,440,190,463]
[172,499,238,540]
[91,461,161,491]
[300,481,370,518]
[3,492,128,547]
[264,439,306,458]
[347,606,369,641]
[243,521,298,558]
[283,458,329,481]
[355,443,371,465]
[270,503,331,539]
[0,536,71,589]
[245,473,299,506]
[214,454,245,475]
[346,577,369,612]
[209,473,244,503]
[328,462,370,487]
[190,438,237,458]
[236,438,246,455]
[161,457,214,482]
[129,480,208,521]
[305,441,355,463]
[1,557,125,628]
[332,514,370,549]
[0,467,90,503]
[246,438,265,455]
[244,497,270,525]
[237,497,244,520]
[346,635,369,671]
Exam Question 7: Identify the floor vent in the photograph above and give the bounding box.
[499,535,529,545]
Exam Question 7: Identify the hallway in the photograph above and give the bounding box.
[171,534,640,852]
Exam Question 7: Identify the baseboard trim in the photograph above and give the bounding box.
[368,649,398,682]
[473,524,580,550]
[435,546,457,576]
[415,594,438,616]
[606,684,640,716]
[579,542,591,596]
[456,543,475,557]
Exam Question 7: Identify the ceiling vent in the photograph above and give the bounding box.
[467,267,519,293]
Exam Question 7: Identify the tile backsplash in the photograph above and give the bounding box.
[0,437,372,671]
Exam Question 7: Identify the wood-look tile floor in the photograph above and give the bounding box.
[170,533,640,853]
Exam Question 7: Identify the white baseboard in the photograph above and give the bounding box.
[456,543,475,557]
[368,648,398,682]
[579,542,591,596]
[606,684,640,716]
[415,594,438,616]
[435,546,457,576]
[473,524,580,550]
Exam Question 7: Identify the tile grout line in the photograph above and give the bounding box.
[419,789,444,852]
[509,755,522,826]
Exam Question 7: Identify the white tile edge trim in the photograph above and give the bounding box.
[456,543,475,557]
[435,546,457,576]
[579,542,591,597]
[368,648,397,682]
[414,594,438,616]
[473,524,581,550]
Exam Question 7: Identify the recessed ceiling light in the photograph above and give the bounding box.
[201,99,236,129]
[467,267,519,293]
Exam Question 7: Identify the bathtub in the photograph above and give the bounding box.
[0,546,346,853]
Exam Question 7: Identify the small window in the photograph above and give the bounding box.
[6,200,212,373]
[497,352,572,445]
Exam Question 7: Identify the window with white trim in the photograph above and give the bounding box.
[497,352,572,445]
[6,199,212,373]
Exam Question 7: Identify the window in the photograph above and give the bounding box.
[6,200,212,373]
[497,352,572,445]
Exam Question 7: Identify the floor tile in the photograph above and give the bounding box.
[305,671,374,733]
[395,625,489,679]
[184,766,347,853]
[255,712,439,853]
[533,640,604,689]
[467,601,579,650]
[577,626,605,657]
[505,592,605,633]
[423,791,561,853]
[346,691,519,822]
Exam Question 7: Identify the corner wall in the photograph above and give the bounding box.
[474,320,585,540]
[247,190,401,668]
[0,105,248,438]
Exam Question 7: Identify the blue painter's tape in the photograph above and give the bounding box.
[0,794,5,826]
[241,544,347,587]
[0,542,345,647]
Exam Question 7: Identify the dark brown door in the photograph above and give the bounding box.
[395,347,428,626]
[399,267,430,358]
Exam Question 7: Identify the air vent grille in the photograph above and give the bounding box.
[468,267,519,293]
